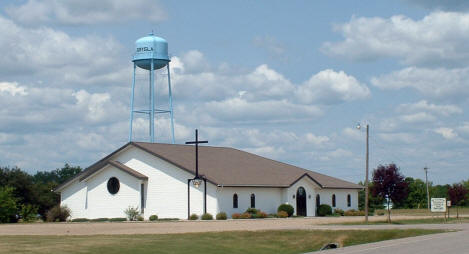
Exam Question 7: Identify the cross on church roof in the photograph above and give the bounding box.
[185,129,208,179]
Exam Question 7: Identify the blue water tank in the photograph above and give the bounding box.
[133,33,170,70]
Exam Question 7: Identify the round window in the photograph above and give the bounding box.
[107,177,120,194]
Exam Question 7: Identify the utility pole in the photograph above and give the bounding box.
[357,123,370,223]
[424,167,430,210]
[365,124,369,223]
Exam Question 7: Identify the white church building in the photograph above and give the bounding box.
[55,142,362,219]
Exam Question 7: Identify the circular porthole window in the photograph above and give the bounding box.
[107,177,120,194]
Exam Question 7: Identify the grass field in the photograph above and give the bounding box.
[0,229,444,254]
[374,207,469,216]
[336,217,469,225]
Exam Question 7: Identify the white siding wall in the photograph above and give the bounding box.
[316,189,359,212]
[61,180,87,219]
[286,177,320,216]
[116,147,218,219]
[85,165,141,219]
[217,187,282,217]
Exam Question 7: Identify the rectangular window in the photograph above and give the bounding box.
[141,183,145,214]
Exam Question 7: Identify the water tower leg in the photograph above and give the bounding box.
[167,64,175,144]
[150,59,155,143]
[129,63,136,142]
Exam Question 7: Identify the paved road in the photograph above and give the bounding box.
[308,223,469,254]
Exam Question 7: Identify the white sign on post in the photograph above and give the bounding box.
[431,198,447,212]
[447,200,451,207]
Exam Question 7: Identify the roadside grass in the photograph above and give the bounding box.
[375,207,469,216]
[0,229,444,254]
[336,217,469,225]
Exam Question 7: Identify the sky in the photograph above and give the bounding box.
[0,0,468,185]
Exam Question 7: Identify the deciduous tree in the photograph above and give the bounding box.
[371,163,409,223]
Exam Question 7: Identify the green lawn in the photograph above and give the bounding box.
[0,229,444,254]
[374,207,469,216]
[337,217,469,225]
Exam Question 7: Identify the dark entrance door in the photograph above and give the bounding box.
[316,194,320,216]
[296,187,307,216]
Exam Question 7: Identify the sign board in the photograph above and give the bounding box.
[431,198,447,212]
[447,200,451,207]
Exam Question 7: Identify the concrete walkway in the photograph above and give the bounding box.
[0,216,466,235]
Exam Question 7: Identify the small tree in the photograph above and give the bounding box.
[448,183,468,218]
[0,186,18,223]
[371,164,408,223]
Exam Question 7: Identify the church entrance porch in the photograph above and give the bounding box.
[296,187,307,216]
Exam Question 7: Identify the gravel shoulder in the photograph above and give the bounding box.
[0,215,467,236]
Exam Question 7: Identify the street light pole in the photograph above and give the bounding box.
[357,123,370,223]
[424,167,430,210]
[365,124,369,223]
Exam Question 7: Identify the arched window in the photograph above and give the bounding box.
[332,194,336,207]
[250,193,255,208]
[233,194,238,208]
[347,194,351,207]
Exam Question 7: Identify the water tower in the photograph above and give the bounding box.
[129,32,175,143]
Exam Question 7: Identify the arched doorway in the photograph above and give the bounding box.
[316,194,320,216]
[296,187,307,216]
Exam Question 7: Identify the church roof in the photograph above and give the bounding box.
[55,142,362,191]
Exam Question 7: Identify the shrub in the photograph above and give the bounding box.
[90,218,109,222]
[317,204,332,217]
[245,208,259,214]
[333,208,344,216]
[240,213,251,219]
[189,214,199,220]
[109,217,127,222]
[277,204,294,217]
[137,215,144,221]
[46,205,71,222]
[377,211,385,216]
[71,218,89,222]
[124,206,140,221]
[201,213,213,220]
[149,215,158,221]
[344,209,365,216]
[19,204,38,222]
[277,211,288,218]
[216,212,227,220]
[268,213,278,218]
[231,213,241,219]
[0,186,18,223]
[256,211,268,218]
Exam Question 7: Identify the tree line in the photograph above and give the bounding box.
[359,163,469,222]
[0,164,82,222]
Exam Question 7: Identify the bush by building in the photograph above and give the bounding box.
[317,204,332,217]
[277,204,294,217]
[201,213,213,220]
[189,213,199,220]
[149,215,158,221]
[216,212,227,220]
[46,205,71,222]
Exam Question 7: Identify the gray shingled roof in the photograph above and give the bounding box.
[132,142,362,189]
[56,142,362,191]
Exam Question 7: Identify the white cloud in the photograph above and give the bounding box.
[434,127,458,139]
[305,133,330,146]
[397,100,462,116]
[378,133,417,144]
[0,82,27,96]
[6,0,167,25]
[399,112,436,123]
[323,12,469,66]
[0,16,126,86]
[371,66,469,100]
[296,69,370,104]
